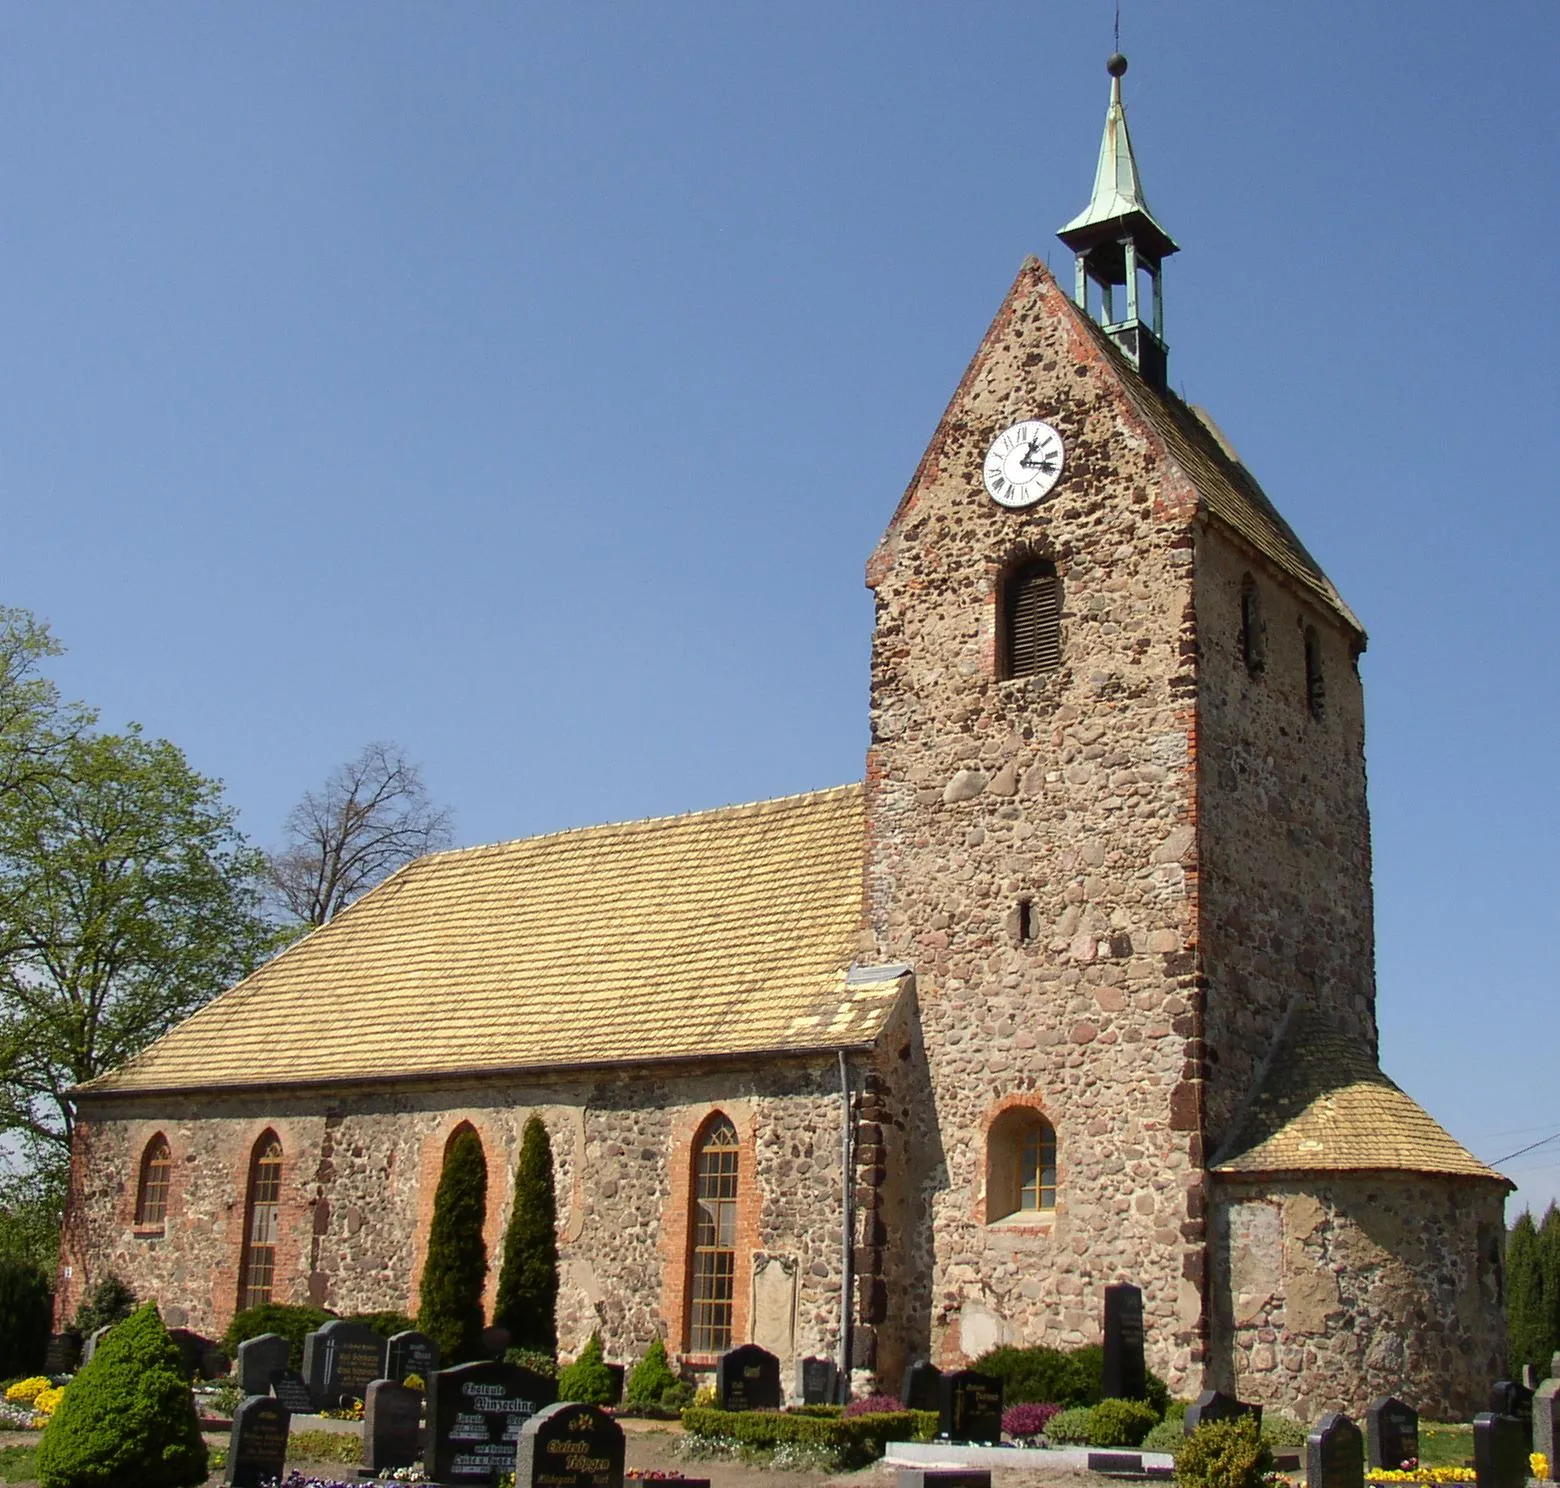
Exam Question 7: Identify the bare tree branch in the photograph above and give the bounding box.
[267,741,454,927]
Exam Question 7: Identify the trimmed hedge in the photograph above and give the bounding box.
[1088,1398,1160,1447]
[680,1407,921,1467]
[972,1342,1170,1413]
[220,1303,334,1370]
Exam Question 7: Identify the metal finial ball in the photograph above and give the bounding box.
[1107,53,1128,77]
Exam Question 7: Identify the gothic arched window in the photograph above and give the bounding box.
[1001,559,1062,679]
[687,1115,740,1352]
[239,1132,284,1308]
[135,1134,171,1227]
[986,1107,1058,1222]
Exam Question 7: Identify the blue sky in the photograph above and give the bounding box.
[2,5,1556,1212]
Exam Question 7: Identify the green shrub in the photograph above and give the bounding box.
[493,1116,559,1355]
[1142,1419,1185,1456]
[1260,1414,1306,1450]
[346,1310,415,1341]
[912,1409,939,1442]
[503,1346,558,1378]
[679,1406,917,1470]
[557,1332,615,1405]
[625,1336,679,1406]
[69,1275,136,1337]
[661,1378,694,1410]
[417,1126,489,1363]
[0,1258,52,1378]
[1088,1397,1160,1447]
[35,1303,207,1488]
[971,1342,1168,1413]
[287,1428,364,1464]
[1044,1405,1094,1443]
[220,1303,334,1370]
[1175,1416,1274,1488]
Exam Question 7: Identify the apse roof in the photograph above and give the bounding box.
[80,784,898,1096]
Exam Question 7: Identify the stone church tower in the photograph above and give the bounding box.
[859,56,1507,1417]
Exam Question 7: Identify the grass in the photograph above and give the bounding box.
[0,1443,38,1484]
[1418,1425,1474,1469]
[288,1428,365,1464]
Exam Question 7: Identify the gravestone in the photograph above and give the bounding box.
[272,1369,315,1415]
[515,1400,625,1488]
[427,1358,557,1485]
[1366,1396,1419,1471]
[897,1472,993,1488]
[1490,1380,1533,1428]
[237,1333,291,1396]
[798,1356,838,1405]
[301,1318,387,1408]
[226,1395,290,1488]
[1533,1381,1560,1480]
[167,1327,214,1380]
[716,1344,781,1410]
[387,1329,440,1384]
[1308,1412,1364,1488]
[604,1363,625,1405]
[1525,1366,1541,1392]
[1183,1389,1261,1434]
[43,1332,81,1374]
[901,1360,943,1412]
[200,1347,231,1381]
[80,1325,111,1366]
[937,1370,1003,1446]
[1102,1283,1146,1401]
[1473,1412,1527,1488]
[1552,1352,1560,1382]
[364,1378,423,1473]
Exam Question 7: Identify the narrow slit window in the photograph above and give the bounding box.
[1239,576,1265,676]
[688,1116,740,1353]
[1003,560,1062,679]
[135,1135,171,1227]
[1017,899,1035,943]
[1304,625,1325,720]
[239,1134,284,1308]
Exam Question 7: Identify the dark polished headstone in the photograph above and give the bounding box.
[427,1358,557,1485]
[237,1333,291,1396]
[226,1395,290,1488]
[387,1329,439,1384]
[897,1472,992,1488]
[1525,1366,1540,1392]
[200,1347,231,1381]
[364,1378,423,1473]
[901,1360,942,1412]
[301,1318,387,1409]
[604,1363,625,1405]
[937,1370,1003,1446]
[1473,1412,1528,1488]
[272,1369,315,1415]
[715,1344,781,1411]
[1102,1283,1146,1401]
[1533,1381,1559,1481]
[515,1400,624,1488]
[1308,1412,1364,1488]
[167,1327,214,1380]
[1183,1389,1261,1435]
[1490,1380,1534,1428]
[798,1356,838,1405]
[1367,1396,1419,1471]
[43,1332,81,1374]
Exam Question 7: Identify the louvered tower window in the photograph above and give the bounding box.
[1003,560,1062,678]
[239,1133,284,1308]
[687,1115,740,1352]
[135,1135,171,1227]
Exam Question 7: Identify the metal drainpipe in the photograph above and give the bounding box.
[837,1048,854,1400]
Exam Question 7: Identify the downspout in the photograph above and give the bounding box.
[837,1048,854,1400]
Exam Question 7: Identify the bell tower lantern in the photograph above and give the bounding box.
[1058,54,1178,388]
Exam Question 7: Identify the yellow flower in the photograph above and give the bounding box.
[4,1376,51,1405]
[30,1384,66,1420]
[1532,1454,1550,1480]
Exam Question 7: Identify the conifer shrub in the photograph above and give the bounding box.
[0,1257,52,1378]
[557,1332,615,1405]
[504,1346,558,1377]
[1174,1416,1274,1488]
[220,1302,334,1369]
[35,1303,207,1488]
[493,1116,559,1355]
[1087,1398,1160,1447]
[417,1125,489,1363]
[625,1336,680,1407]
[70,1274,137,1336]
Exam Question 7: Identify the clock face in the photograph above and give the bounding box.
[983,419,1065,508]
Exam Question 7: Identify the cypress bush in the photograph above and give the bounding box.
[35,1302,207,1488]
[1541,1204,1560,1366]
[1507,1210,1550,1376]
[557,1331,615,1404]
[417,1125,489,1363]
[493,1115,559,1355]
[0,1256,52,1377]
[625,1336,679,1407]
[70,1273,137,1336]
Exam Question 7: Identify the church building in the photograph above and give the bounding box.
[58,57,1508,1421]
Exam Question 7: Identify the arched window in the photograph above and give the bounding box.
[1239,575,1265,677]
[687,1115,740,1353]
[1000,559,1062,679]
[135,1135,171,1227]
[1304,625,1325,720]
[239,1132,284,1308]
[986,1108,1058,1223]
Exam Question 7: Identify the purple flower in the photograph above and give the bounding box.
[1003,1402,1062,1439]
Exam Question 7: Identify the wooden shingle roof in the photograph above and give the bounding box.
[82,784,896,1096]
[1212,1012,1507,1184]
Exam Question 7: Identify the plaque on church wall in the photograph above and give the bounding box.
[515,1400,625,1488]
[716,1345,780,1411]
[226,1395,290,1488]
[1307,1412,1364,1488]
[1102,1283,1146,1401]
[1366,1396,1419,1471]
[937,1370,1002,1446]
[427,1359,557,1485]
[301,1319,387,1408]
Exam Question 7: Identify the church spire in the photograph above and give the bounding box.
[1057,54,1179,389]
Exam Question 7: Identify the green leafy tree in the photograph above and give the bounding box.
[557,1331,616,1405]
[0,607,91,809]
[0,1254,52,1375]
[493,1115,559,1354]
[0,726,274,1161]
[36,1302,207,1488]
[417,1126,489,1363]
[1507,1210,1549,1376]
